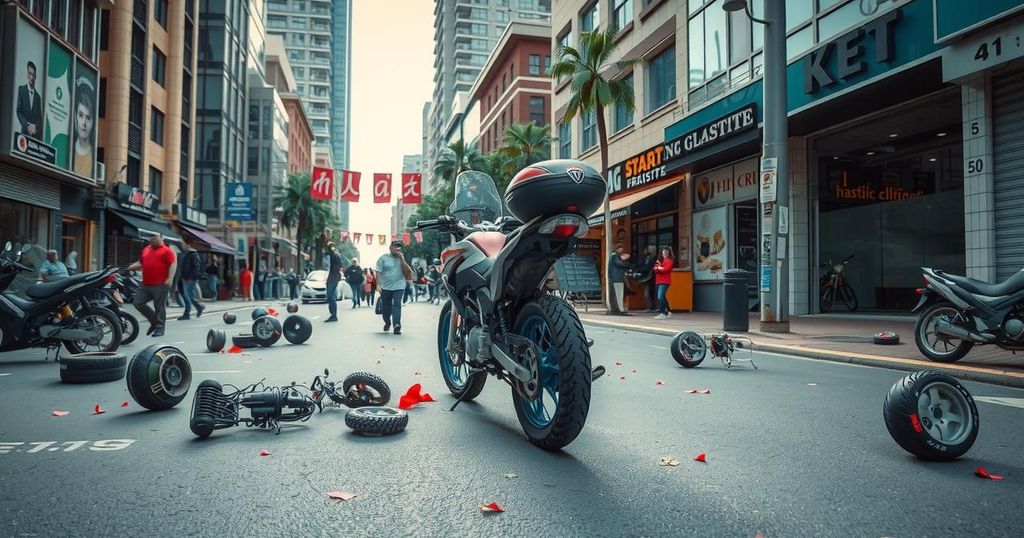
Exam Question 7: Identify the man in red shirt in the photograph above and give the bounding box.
[128,233,177,337]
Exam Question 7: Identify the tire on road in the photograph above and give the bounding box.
[207,329,227,352]
[59,352,128,384]
[282,315,312,345]
[287,303,299,313]
[63,307,122,354]
[883,370,979,461]
[671,331,707,368]
[345,406,408,435]
[342,371,391,407]
[126,345,193,411]
[251,307,268,320]
[873,331,900,345]
[252,316,282,347]
[118,311,140,346]
[232,334,260,349]
[223,312,237,325]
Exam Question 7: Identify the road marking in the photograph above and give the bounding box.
[194,370,241,374]
[648,345,663,350]
[0,373,11,377]
[975,396,1024,409]
[0,439,135,454]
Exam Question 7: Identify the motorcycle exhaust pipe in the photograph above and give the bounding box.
[935,320,995,343]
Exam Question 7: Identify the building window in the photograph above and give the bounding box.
[529,96,545,125]
[150,107,165,145]
[581,109,597,151]
[50,0,68,37]
[127,156,141,187]
[581,2,599,34]
[613,0,632,30]
[558,122,571,159]
[614,73,634,132]
[99,78,107,118]
[528,54,541,75]
[152,46,167,86]
[100,9,110,50]
[155,0,168,29]
[471,23,487,36]
[646,45,675,113]
[556,30,571,82]
[544,55,551,74]
[149,167,163,198]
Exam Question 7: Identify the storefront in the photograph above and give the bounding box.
[172,203,235,299]
[105,183,182,267]
[0,164,56,250]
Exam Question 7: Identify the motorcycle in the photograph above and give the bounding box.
[913,266,1024,362]
[83,271,141,345]
[415,161,606,450]
[819,254,857,312]
[0,242,123,356]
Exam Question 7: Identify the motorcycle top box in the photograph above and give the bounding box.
[504,159,606,222]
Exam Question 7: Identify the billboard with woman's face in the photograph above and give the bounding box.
[72,59,98,180]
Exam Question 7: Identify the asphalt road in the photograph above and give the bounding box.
[1,299,1022,537]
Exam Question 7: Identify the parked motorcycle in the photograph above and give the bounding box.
[0,242,122,355]
[83,271,141,345]
[913,266,1024,362]
[819,254,857,312]
[416,161,606,450]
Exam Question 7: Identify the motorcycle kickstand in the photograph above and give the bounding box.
[448,371,481,412]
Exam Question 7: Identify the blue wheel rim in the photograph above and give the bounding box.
[439,311,470,390]
[517,315,560,429]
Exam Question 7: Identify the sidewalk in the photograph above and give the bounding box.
[577,308,1024,388]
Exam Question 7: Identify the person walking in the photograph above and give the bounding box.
[344,259,365,309]
[363,268,376,306]
[607,244,631,315]
[652,247,675,320]
[239,263,254,301]
[39,249,69,281]
[204,256,220,301]
[427,261,441,304]
[177,243,205,320]
[324,242,343,322]
[375,240,413,335]
[128,233,177,337]
[641,245,657,312]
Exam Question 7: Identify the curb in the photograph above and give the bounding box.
[579,317,1024,390]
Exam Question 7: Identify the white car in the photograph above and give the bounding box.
[300,270,351,303]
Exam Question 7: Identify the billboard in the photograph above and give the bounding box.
[44,37,72,169]
[225,182,254,221]
[11,15,53,164]
[72,59,98,179]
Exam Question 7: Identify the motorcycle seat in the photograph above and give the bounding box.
[1,291,35,311]
[24,272,97,299]
[939,270,1024,297]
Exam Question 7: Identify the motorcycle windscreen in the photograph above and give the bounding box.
[448,171,503,225]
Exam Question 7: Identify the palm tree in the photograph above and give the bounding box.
[551,23,639,314]
[433,139,485,183]
[500,122,551,173]
[275,172,336,268]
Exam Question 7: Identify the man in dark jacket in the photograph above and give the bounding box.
[608,244,631,315]
[325,243,342,322]
[16,61,42,139]
[177,244,205,320]
[344,259,365,308]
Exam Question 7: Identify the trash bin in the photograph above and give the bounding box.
[723,269,751,332]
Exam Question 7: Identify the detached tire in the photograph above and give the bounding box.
[282,315,312,344]
[671,331,707,368]
[59,352,128,384]
[883,370,979,461]
[251,307,268,320]
[223,312,237,325]
[126,345,192,410]
[252,316,282,347]
[287,303,299,313]
[342,372,391,407]
[207,329,227,352]
[874,331,900,345]
[345,406,408,435]
[232,334,259,349]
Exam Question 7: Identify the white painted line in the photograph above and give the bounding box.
[193,370,241,374]
[648,345,663,350]
[0,373,11,377]
[975,396,1024,409]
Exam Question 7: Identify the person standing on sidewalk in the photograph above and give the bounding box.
[607,245,631,315]
[204,256,220,301]
[653,247,675,320]
[344,259,364,308]
[128,233,177,337]
[239,262,254,301]
[641,245,657,312]
[324,242,343,322]
[177,244,205,320]
[375,240,413,335]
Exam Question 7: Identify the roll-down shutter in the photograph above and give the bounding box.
[993,68,1024,280]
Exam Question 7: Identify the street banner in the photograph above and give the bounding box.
[365,233,373,245]
[414,231,423,243]
[311,166,334,200]
[402,232,410,245]
[340,231,349,242]
[378,234,386,245]
[353,233,361,244]
[373,173,392,203]
[72,59,98,180]
[340,170,360,202]
[401,173,422,204]
[225,182,253,221]
[44,37,72,170]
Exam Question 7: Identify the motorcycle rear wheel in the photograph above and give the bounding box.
[64,307,122,354]
[914,303,974,363]
[511,295,591,451]
[437,301,486,401]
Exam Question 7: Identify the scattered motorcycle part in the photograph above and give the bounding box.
[59,352,128,384]
[190,379,230,438]
[190,379,317,438]
[586,337,594,348]
[206,329,227,352]
[341,372,391,407]
[345,406,408,436]
[286,303,299,313]
[873,331,900,345]
[223,312,237,325]
[62,306,123,354]
[671,331,707,368]
[126,344,193,411]
[282,315,312,345]
[883,370,979,461]
[251,307,269,321]
[252,316,283,347]
[232,334,260,349]
[117,311,140,346]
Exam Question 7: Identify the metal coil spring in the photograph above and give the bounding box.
[192,385,238,425]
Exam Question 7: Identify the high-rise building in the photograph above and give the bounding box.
[427,0,551,191]
[391,154,424,235]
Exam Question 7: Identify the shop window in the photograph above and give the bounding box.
[613,73,634,132]
[786,0,812,31]
[0,199,52,251]
[50,0,67,37]
[581,109,597,151]
[631,214,677,263]
[646,45,675,113]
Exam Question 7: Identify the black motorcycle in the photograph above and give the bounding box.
[83,271,141,345]
[0,242,123,355]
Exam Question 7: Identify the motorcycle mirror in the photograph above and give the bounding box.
[3,242,10,252]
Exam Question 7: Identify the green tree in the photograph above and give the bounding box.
[551,24,639,313]
[500,122,551,174]
[275,172,338,270]
[481,149,517,194]
[433,139,486,184]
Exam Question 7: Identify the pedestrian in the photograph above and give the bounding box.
[344,258,365,308]
[607,244,631,315]
[324,242,343,322]
[653,247,675,320]
[375,240,413,335]
[363,268,376,306]
[177,243,205,320]
[204,256,220,301]
[240,262,254,301]
[286,270,299,300]
[128,233,176,338]
[427,261,441,304]
[641,245,657,312]
[39,249,69,281]
[65,250,78,275]
[172,256,186,308]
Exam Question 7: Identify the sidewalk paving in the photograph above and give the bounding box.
[577,308,1024,388]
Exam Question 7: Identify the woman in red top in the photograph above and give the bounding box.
[652,247,675,319]
[363,268,376,306]
[239,263,254,301]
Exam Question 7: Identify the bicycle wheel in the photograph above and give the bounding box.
[819,285,834,313]
[840,283,858,312]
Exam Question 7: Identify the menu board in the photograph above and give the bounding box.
[553,254,602,293]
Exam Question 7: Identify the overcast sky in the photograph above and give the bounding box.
[346,0,433,264]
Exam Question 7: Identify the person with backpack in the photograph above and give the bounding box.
[177,243,205,320]
[344,259,365,308]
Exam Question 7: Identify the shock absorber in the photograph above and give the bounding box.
[189,380,238,438]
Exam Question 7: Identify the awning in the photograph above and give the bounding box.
[108,210,182,243]
[175,222,236,256]
[589,177,686,222]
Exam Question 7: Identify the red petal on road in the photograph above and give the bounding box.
[975,467,1005,480]
[51,410,69,417]
[420,392,436,402]
[656,380,665,386]
[120,401,129,407]
[93,404,105,415]
[327,491,358,501]
[694,453,707,463]
[399,383,435,409]
[259,449,270,457]
[479,502,504,513]
[267,308,278,316]
[619,376,626,380]
[227,345,243,354]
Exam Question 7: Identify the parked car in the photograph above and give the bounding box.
[300,270,351,303]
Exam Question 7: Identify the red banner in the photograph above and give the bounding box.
[402,232,410,245]
[311,167,334,200]
[414,231,423,243]
[401,173,422,204]
[340,170,361,202]
[353,233,362,244]
[373,173,392,204]
[365,233,373,245]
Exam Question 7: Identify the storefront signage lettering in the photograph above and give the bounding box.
[622,146,667,190]
[226,182,254,221]
[116,183,159,216]
[803,9,901,94]
[175,203,208,228]
[833,183,925,202]
[942,16,1024,81]
[694,158,759,209]
[669,105,757,157]
[12,132,56,164]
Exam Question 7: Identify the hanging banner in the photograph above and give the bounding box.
[414,231,423,243]
[365,233,373,245]
[373,173,392,203]
[353,232,361,244]
[44,37,72,170]
[378,234,386,245]
[311,166,334,200]
[340,231,350,242]
[401,173,422,204]
[340,170,360,202]
[402,232,411,245]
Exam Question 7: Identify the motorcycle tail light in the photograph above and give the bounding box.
[539,215,589,238]
[915,288,924,295]
[105,274,117,283]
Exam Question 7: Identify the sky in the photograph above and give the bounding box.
[345,0,434,264]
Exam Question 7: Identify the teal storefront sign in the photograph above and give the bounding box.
[933,0,1024,42]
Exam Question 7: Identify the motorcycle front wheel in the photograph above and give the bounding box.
[819,284,834,313]
[840,283,858,312]
[437,301,486,401]
[512,295,591,451]
[117,310,140,345]
[64,307,122,354]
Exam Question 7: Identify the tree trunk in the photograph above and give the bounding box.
[296,211,306,273]
[594,99,617,314]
